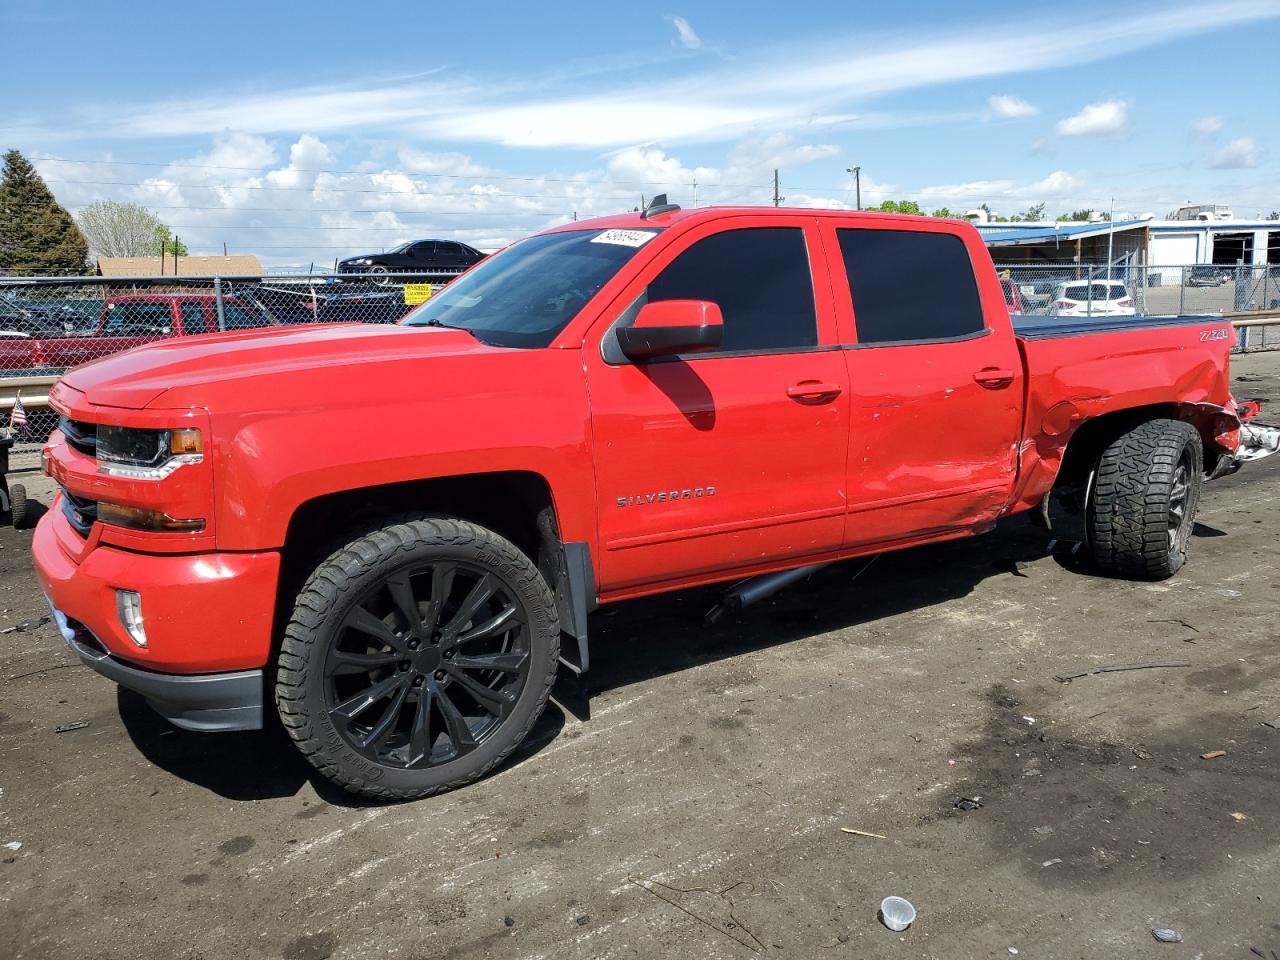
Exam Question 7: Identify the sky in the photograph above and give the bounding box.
[2,0,1278,268]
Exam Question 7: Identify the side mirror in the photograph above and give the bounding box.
[616,300,723,361]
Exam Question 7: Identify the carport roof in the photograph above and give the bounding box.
[978,219,1149,247]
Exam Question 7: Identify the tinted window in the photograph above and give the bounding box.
[180,302,208,334]
[103,302,172,335]
[1060,283,1126,301]
[646,227,817,353]
[837,229,984,344]
[221,303,270,330]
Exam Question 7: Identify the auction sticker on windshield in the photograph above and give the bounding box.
[591,229,658,248]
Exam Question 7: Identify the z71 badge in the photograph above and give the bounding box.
[617,486,716,508]
[1200,328,1230,342]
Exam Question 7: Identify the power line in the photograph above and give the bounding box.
[31,156,787,192]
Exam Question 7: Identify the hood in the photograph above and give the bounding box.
[61,323,489,409]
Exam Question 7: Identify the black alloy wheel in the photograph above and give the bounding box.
[276,517,560,799]
[324,560,531,769]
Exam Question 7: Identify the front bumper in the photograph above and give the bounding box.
[33,501,280,672]
[32,502,279,731]
[49,602,263,732]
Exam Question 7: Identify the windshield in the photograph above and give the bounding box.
[401,228,660,347]
[388,241,414,254]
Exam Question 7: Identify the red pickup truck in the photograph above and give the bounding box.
[32,206,1279,800]
[14,294,268,371]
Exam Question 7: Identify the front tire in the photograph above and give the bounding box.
[275,517,560,800]
[1087,419,1203,580]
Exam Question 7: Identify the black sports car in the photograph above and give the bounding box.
[337,240,486,279]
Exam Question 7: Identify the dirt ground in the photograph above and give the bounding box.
[2,354,1278,960]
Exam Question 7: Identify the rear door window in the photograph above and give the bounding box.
[103,302,172,335]
[180,302,208,334]
[644,227,817,353]
[221,303,270,330]
[836,229,984,345]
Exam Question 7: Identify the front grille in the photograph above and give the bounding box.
[60,487,97,537]
[59,416,97,457]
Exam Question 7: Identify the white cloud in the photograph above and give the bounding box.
[1055,99,1128,137]
[1190,114,1224,139]
[36,132,849,268]
[668,15,702,49]
[986,95,1039,119]
[915,170,1081,207]
[22,1,1277,150]
[1211,136,1262,169]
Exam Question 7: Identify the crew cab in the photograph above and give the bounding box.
[31,206,1279,800]
[16,294,269,372]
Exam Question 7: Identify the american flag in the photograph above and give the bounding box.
[7,393,26,437]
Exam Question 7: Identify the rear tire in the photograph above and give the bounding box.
[275,517,559,800]
[1086,419,1202,580]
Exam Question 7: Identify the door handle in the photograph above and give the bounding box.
[786,381,843,402]
[973,368,1015,388]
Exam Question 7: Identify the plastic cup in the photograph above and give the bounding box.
[879,896,916,932]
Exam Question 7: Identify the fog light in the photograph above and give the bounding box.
[116,590,147,648]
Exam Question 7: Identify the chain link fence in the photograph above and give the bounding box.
[998,262,1280,318]
[0,271,458,451]
[3,264,1280,453]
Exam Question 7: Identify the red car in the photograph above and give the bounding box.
[34,205,1278,799]
[17,294,269,371]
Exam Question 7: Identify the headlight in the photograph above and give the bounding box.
[97,426,203,480]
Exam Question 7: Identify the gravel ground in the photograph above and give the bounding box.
[1,352,1278,960]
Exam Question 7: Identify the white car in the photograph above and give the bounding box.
[1047,280,1136,317]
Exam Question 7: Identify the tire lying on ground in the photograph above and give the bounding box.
[275,516,560,800]
[8,484,27,530]
[1086,418,1203,580]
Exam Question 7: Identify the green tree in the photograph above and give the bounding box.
[930,207,954,218]
[869,199,924,215]
[0,150,88,272]
[76,200,187,258]
[1008,202,1046,223]
[1057,209,1109,222]
[1267,211,1280,221]
[156,226,188,257]
[0,149,88,274]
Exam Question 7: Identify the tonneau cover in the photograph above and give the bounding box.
[1012,313,1223,339]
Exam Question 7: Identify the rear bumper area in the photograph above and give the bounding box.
[1209,422,1280,480]
[49,603,263,731]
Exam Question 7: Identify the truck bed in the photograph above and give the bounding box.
[1012,312,1223,339]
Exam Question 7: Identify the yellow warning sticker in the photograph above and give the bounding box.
[403,283,433,305]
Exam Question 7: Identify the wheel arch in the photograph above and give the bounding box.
[1054,403,1182,492]
[273,470,594,673]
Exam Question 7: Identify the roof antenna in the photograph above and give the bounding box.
[641,193,681,220]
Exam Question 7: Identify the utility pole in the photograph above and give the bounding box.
[692,178,698,208]
[772,169,783,207]
[846,166,861,210]
[1106,196,1115,281]
[172,234,179,275]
